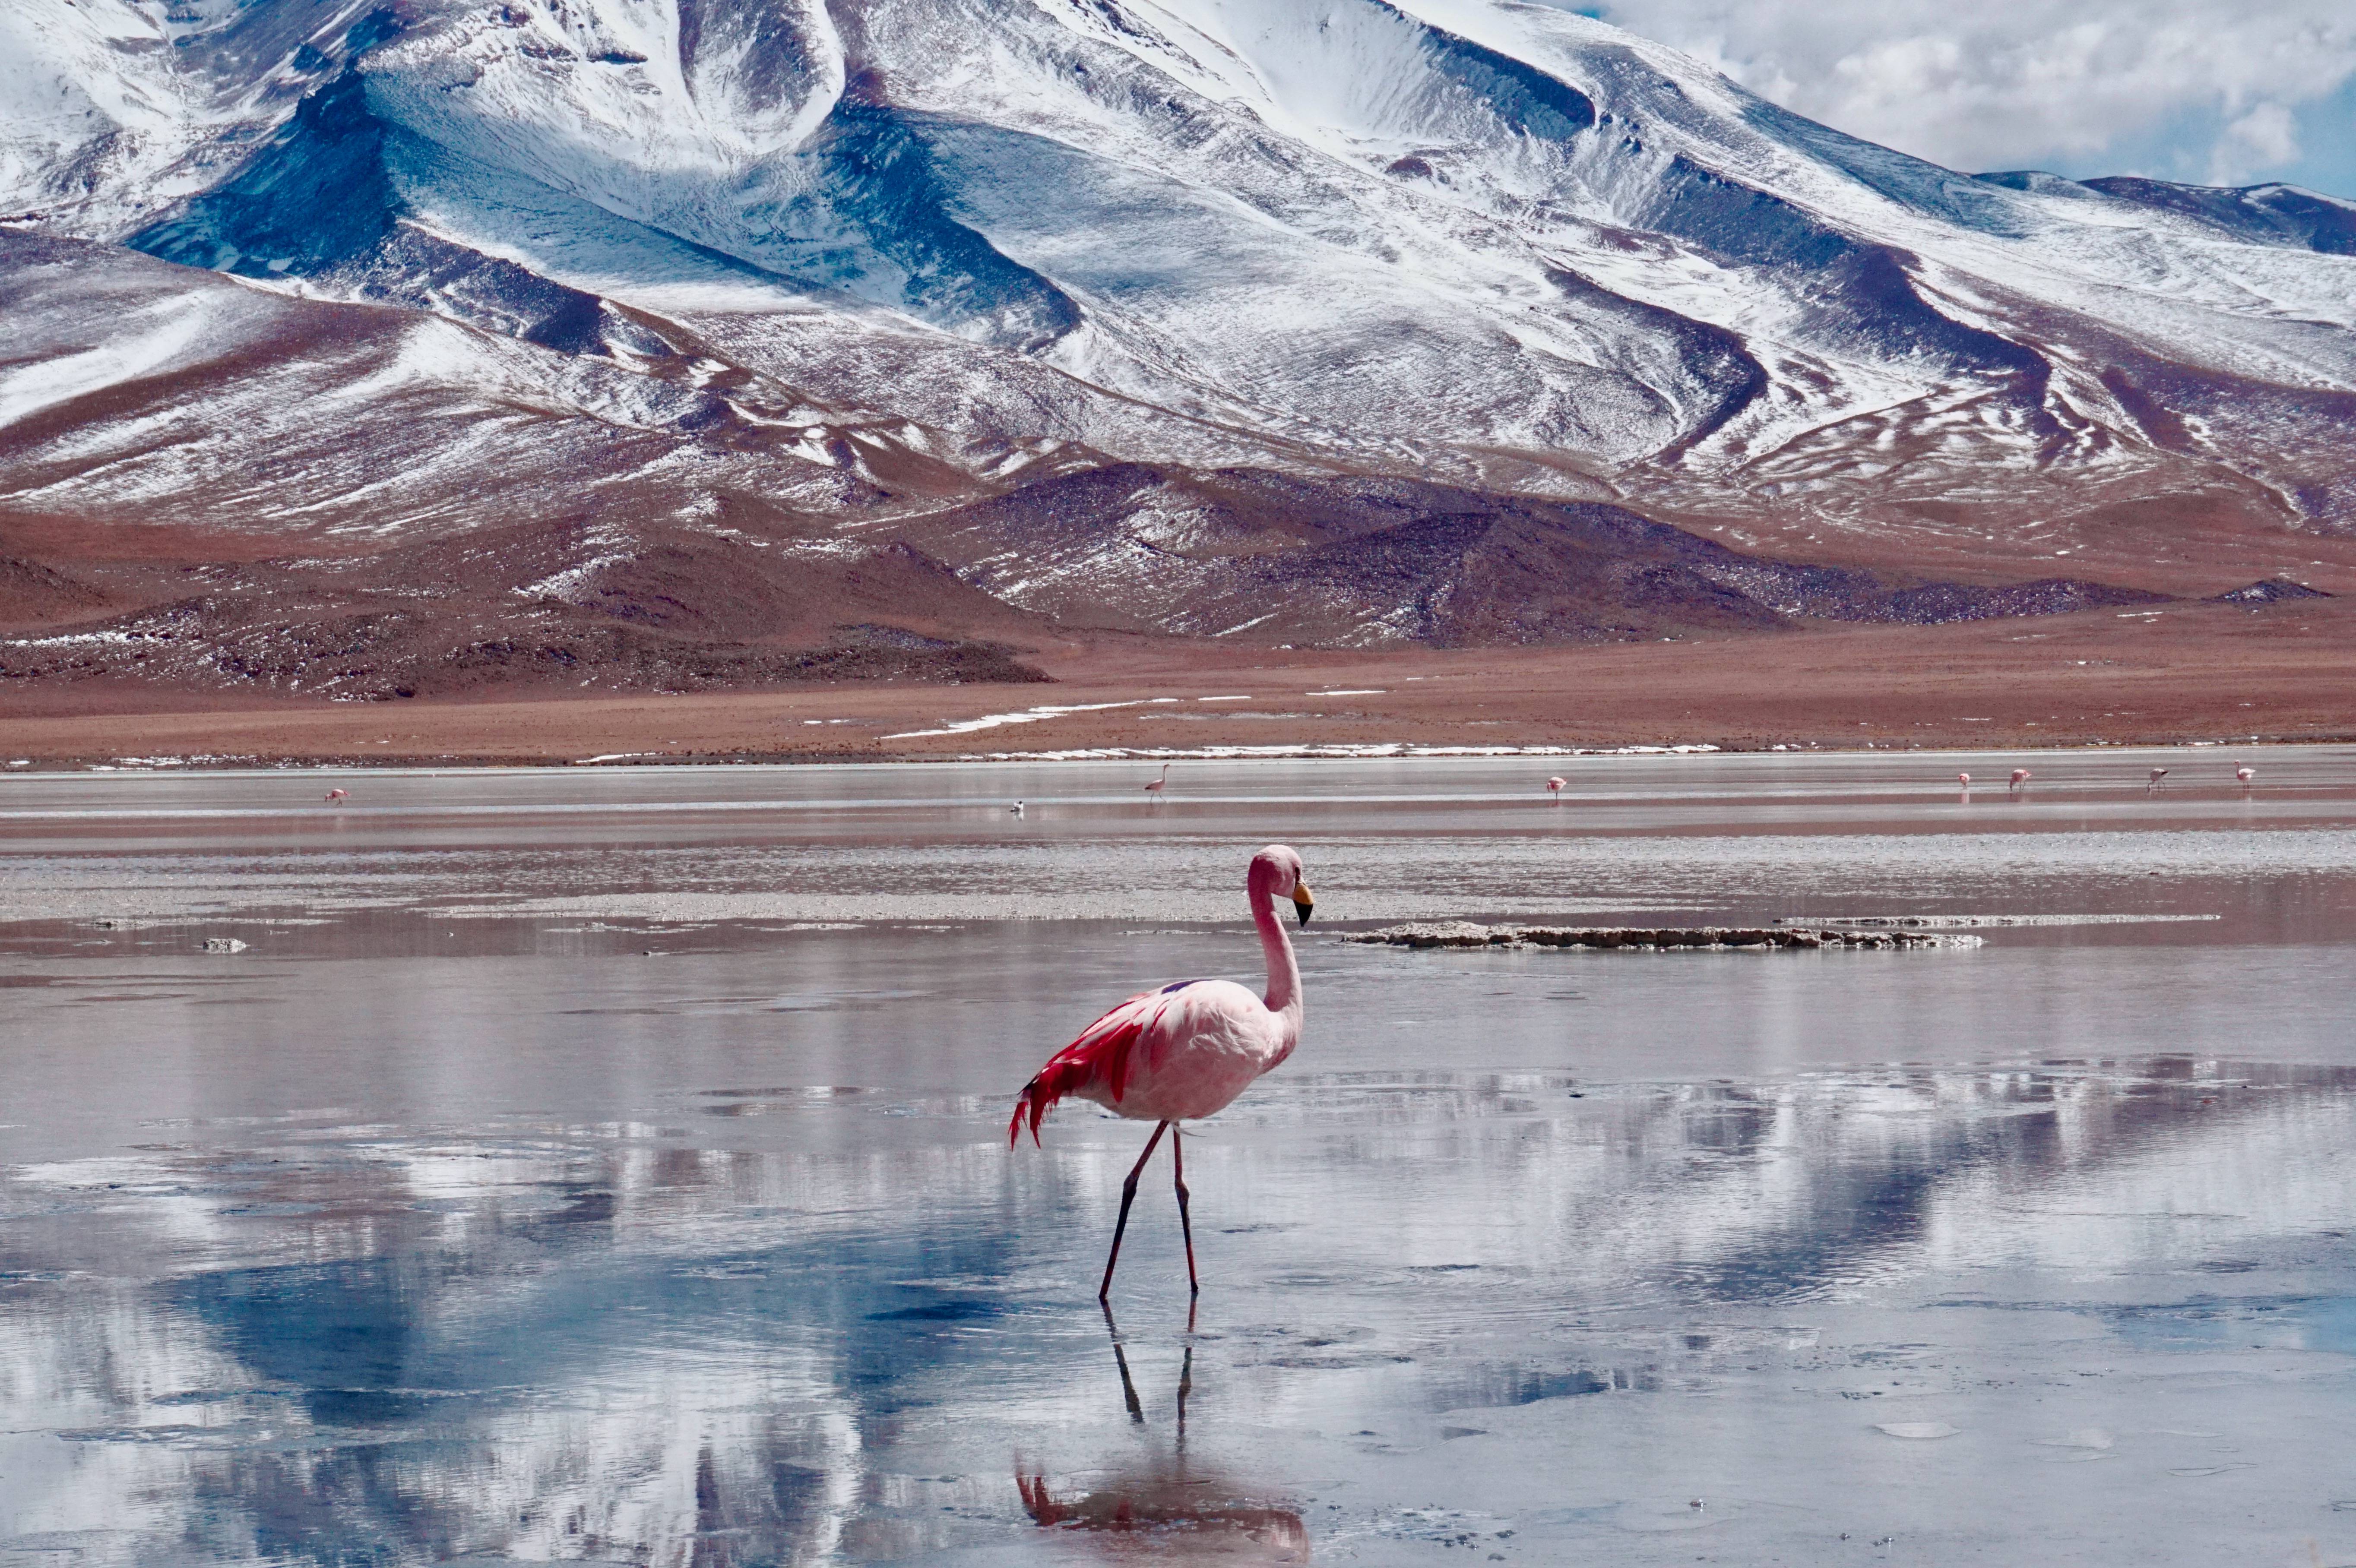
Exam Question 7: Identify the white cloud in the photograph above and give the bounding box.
[1576,0,2356,187]
[2212,100,2300,181]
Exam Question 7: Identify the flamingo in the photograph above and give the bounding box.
[2148,767,2169,789]
[1144,763,1171,800]
[2236,764,2255,784]
[1011,844,1314,1300]
[1957,772,1972,787]
[1546,775,1566,798]
[1010,800,1026,816]
[2009,768,2030,791]
[323,788,348,803]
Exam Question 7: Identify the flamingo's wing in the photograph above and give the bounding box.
[1008,980,1207,1145]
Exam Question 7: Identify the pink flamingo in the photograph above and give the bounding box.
[2236,764,2255,784]
[323,788,348,803]
[1957,771,1971,787]
[1144,763,1171,800]
[1546,775,1565,798]
[1011,845,1314,1300]
[2148,767,2169,789]
[2009,768,2030,791]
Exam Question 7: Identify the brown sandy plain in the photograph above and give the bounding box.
[3,594,2349,767]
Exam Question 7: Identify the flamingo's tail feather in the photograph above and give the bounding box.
[1009,1067,1071,1148]
[1007,1002,1154,1148]
[1007,1055,1086,1148]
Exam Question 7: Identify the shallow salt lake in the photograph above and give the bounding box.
[3,747,2355,1565]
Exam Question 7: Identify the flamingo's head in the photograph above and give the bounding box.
[1251,844,1314,926]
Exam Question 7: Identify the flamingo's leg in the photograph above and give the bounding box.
[1100,1120,1170,1302]
[1176,1340,1194,1443]
[1102,1303,1146,1423]
[1172,1125,1199,1295]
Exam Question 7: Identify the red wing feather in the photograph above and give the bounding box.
[1008,991,1162,1146]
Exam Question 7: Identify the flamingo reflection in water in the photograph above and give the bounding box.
[1016,1308,1310,1562]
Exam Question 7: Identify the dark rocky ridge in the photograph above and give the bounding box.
[887,464,2191,647]
[0,555,110,626]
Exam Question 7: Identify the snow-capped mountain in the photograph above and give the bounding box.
[2,0,2351,677]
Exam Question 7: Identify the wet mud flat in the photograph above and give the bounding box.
[3,752,2355,1564]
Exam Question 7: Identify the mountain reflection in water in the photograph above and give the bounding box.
[6,1053,2356,1564]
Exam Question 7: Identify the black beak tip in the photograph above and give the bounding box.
[1295,903,1314,927]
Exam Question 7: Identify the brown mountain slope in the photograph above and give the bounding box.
[0,511,1054,701]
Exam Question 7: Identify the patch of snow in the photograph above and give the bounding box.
[976,743,1722,760]
[3,631,147,649]
[883,698,1183,739]
[516,555,636,603]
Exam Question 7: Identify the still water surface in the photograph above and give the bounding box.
[3,749,2354,1565]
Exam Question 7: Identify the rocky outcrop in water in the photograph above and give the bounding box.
[1351,923,1981,950]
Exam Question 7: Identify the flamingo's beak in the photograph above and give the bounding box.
[1292,881,1315,926]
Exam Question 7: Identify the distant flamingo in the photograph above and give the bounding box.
[2148,767,2169,789]
[1011,844,1314,1299]
[1010,800,1026,816]
[323,788,348,803]
[1546,775,1566,798]
[2010,768,2030,791]
[1957,772,1971,787]
[1144,763,1171,800]
[2236,764,2255,784]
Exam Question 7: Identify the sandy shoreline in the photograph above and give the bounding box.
[1,598,2349,766]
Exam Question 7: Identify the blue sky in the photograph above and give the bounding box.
[1574,1,2356,198]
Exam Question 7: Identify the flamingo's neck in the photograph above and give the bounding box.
[1248,863,1302,1024]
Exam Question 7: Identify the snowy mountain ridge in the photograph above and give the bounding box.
[2,0,2353,660]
